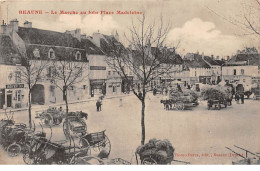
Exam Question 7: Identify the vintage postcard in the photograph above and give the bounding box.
[0,0,259,165]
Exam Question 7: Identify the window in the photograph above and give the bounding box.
[15,71,21,83]
[33,49,40,58]
[48,48,55,59]
[241,69,244,75]
[47,66,55,77]
[233,69,236,75]
[75,51,81,61]
[108,71,111,75]
[113,71,116,75]
[15,90,21,101]
[195,71,197,77]
[113,86,116,92]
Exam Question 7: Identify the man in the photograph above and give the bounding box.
[96,98,102,111]
[236,84,245,104]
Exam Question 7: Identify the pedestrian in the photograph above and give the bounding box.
[96,98,102,111]
[236,84,245,104]
[119,98,123,107]
[235,92,240,104]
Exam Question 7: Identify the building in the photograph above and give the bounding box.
[202,55,223,84]
[0,19,91,108]
[0,34,26,109]
[183,53,211,85]
[88,32,132,95]
[222,52,260,85]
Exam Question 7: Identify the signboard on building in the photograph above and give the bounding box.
[6,84,24,89]
[90,66,106,70]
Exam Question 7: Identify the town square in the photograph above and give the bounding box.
[0,0,259,165]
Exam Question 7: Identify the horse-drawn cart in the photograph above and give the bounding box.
[35,107,64,126]
[161,87,199,111]
[63,111,88,138]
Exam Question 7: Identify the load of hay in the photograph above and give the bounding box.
[136,138,175,164]
[201,85,232,101]
[169,87,198,103]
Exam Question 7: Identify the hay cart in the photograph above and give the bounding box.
[35,107,64,126]
[161,87,199,110]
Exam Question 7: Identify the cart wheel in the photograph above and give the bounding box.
[7,143,21,157]
[43,114,53,126]
[100,135,111,156]
[23,148,35,164]
[86,135,111,158]
[141,157,157,165]
[176,101,184,110]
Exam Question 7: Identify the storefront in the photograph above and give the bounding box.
[122,76,133,93]
[107,82,121,95]
[5,83,26,109]
[90,79,106,97]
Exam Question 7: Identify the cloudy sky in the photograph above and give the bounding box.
[0,0,259,57]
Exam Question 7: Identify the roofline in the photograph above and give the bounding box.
[25,43,85,51]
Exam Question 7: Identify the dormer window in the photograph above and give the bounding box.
[75,51,81,61]
[33,48,40,58]
[48,48,55,59]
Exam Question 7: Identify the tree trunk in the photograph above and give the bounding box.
[28,91,32,129]
[64,88,70,138]
[141,99,145,145]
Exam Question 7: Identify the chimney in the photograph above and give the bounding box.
[65,28,81,41]
[227,56,230,61]
[114,30,119,41]
[9,19,19,32]
[81,34,86,39]
[201,52,204,59]
[24,21,32,28]
[1,20,6,34]
[211,55,214,60]
[216,56,219,60]
[92,32,101,47]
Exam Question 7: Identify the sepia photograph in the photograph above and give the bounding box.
[0,0,259,166]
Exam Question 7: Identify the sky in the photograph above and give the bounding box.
[0,0,259,58]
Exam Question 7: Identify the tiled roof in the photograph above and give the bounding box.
[0,34,21,65]
[17,27,81,48]
[203,56,220,66]
[225,53,260,66]
[24,44,88,62]
[18,27,104,56]
[99,34,125,55]
[131,47,183,66]
[80,39,104,55]
[183,54,211,69]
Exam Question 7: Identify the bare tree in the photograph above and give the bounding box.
[206,0,260,37]
[50,56,88,137]
[105,13,178,145]
[18,55,48,129]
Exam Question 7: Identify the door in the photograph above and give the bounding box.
[31,84,45,105]
[7,94,12,107]
[0,89,5,109]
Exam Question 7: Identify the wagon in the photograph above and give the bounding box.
[79,130,111,157]
[207,98,227,110]
[35,107,64,126]
[63,111,87,138]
